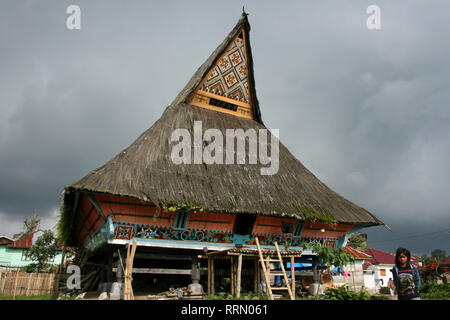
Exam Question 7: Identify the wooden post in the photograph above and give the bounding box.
[291,257,295,297]
[312,256,320,296]
[107,253,113,283]
[12,270,19,300]
[230,256,235,296]
[254,258,259,294]
[207,257,211,295]
[236,254,242,298]
[26,273,32,296]
[211,256,215,295]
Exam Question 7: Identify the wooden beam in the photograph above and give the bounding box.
[112,267,194,275]
[132,253,193,261]
[87,194,107,221]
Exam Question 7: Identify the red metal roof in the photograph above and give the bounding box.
[8,233,34,248]
[364,248,396,265]
[440,256,450,265]
[344,246,372,259]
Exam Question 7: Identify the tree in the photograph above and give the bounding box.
[13,212,42,239]
[431,249,446,261]
[26,230,58,273]
[347,232,368,251]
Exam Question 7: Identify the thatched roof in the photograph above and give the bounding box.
[63,13,384,228]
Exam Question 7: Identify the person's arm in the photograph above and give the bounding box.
[391,267,398,293]
[413,265,421,291]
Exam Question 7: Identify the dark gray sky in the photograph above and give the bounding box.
[1,1,449,256]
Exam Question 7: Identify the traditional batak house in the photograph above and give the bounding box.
[60,12,384,298]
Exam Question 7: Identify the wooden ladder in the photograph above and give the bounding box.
[255,237,295,300]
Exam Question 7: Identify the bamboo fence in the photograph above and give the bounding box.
[0,270,59,298]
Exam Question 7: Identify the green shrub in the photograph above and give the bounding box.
[321,286,371,300]
[204,292,270,300]
[420,283,450,300]
[379,287,391,295]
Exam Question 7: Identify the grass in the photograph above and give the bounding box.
[0,293,56,300]
[203,289,393,300]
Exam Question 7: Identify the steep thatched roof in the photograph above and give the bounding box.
[63,13,384,228]
[66,102,383,226]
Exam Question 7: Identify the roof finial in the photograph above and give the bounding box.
[242,6,249,16]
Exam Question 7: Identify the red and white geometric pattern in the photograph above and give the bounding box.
[201,32,249,103]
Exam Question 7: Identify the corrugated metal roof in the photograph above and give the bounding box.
[364,248,395,265]
[343,246,372,259]
[8,233,34,248]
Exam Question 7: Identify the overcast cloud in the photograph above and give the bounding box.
[0,0,449,255]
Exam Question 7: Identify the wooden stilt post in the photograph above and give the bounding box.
[312,256,320,296]
[230,256,234,296]
[210,256,215,295]
[254,258,259,294]
[207,257,211,295]
[291,257,295,297]
[236,254,242,298]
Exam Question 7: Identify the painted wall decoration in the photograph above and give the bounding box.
[112,221,338,248]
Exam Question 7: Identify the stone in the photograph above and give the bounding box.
[109,282,123,300]
[76,292,87,300]
[188,283,203,295]
[98,292,109,300]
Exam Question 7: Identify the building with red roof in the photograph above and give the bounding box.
[0,232,64,270]
[363,248,397,291]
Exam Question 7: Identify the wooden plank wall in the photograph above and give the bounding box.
[252,216,296,234]
[186,211,236,231]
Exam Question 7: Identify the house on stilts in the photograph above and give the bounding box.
[59,12,385,298]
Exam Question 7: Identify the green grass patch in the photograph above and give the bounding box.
[0,293,56,300]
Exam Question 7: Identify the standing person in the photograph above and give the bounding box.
[388,278,395,297]
[392,247,421,300]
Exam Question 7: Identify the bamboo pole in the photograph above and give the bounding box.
[274,242,294,300]
[255,237,274,300]
[291,257,295,297]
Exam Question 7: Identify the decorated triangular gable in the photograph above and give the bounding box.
[188,28,253,119]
